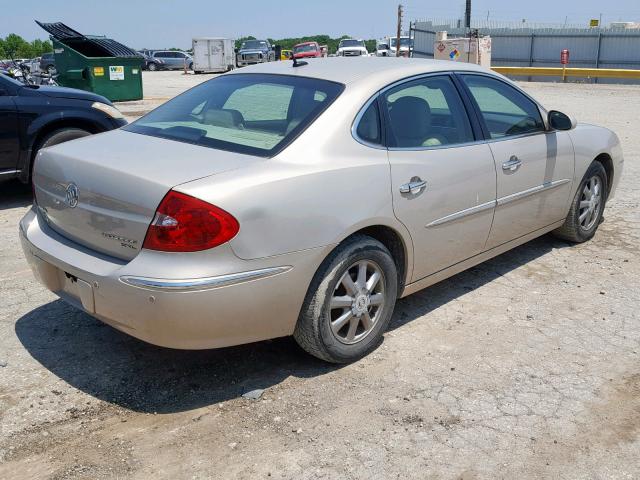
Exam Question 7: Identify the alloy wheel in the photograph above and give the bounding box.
[579,175,603,230]
[329,260,386,345]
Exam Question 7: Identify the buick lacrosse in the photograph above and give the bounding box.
[20,58,623,363]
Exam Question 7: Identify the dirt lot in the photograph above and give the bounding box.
[1,71,639,479]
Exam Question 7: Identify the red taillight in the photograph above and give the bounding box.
[143,191,239,252]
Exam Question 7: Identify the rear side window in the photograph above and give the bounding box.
[125,74,344,157]
[461,75,544,139]
[355,101,382,145]
[381,75,474,148]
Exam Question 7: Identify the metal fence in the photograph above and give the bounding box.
[410,19,640,84]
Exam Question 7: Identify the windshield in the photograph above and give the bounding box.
[294,44,317,53]
[339,39,364,48]
[377,43,389,50]
[125,74,344,157]
[241,40,268,50]
[390,37,412,48]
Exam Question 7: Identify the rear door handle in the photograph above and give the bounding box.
[502,156,522,171]
[399,177,427,195]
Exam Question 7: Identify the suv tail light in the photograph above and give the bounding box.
[143,191,239,252]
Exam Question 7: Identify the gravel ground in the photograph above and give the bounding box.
[0,72,639,479]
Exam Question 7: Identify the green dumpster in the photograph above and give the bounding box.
[36,21,143,102]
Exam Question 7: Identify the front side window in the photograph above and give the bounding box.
[382,75,474,148]
[125,74,344,157]
[461,74,544,139]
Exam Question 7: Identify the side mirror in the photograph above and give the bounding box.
[548,110,576,131]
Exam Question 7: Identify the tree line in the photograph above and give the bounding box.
[0,34,53,59]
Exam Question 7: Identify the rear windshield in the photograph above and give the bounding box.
[125,74,343,157]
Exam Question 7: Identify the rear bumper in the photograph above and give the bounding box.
[19,208,322,349]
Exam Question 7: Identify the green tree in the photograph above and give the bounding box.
[0,34,52,59]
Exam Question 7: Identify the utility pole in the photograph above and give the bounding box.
[465,0,471,29]
[396,4,403,57]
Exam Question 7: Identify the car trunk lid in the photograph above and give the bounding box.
[33,129,260,261]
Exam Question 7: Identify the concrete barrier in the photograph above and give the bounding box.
[493,66,640,80]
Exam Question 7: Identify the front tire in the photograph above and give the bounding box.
[553,160,608,243]
[294,235,398,363]
[148,63,157,71]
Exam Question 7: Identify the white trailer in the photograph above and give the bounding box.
[192,38,235,74]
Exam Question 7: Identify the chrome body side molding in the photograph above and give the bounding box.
[120,266,292,291]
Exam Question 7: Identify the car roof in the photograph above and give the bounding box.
[227,57,494,86]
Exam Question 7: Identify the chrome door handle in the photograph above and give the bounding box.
[399,178,427,195]
[502,156,522,171]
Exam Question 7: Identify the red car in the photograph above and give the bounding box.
[293,41,323,59]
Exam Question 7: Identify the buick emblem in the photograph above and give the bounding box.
[65,183,79,208]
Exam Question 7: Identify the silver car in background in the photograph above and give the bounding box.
[20,58,623,363]
[151,50,193,70]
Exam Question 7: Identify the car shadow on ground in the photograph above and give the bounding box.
[15,234,571,415]
[388,234,570,333]
[0,180,32,211]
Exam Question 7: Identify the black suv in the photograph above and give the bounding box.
[0,73,127,184]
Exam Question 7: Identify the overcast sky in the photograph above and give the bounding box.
[2,0,639,49]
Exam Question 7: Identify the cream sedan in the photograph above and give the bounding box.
[20,58,623,363]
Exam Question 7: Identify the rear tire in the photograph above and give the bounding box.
[294,235,398,363]
[553,161,608,243]
[148,63,157,71]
